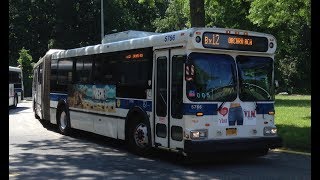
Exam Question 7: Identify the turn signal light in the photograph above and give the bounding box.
[268,111,275,115]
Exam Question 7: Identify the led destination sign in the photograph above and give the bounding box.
[202,32,269,52]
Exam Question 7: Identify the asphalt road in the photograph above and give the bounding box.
[9,100,311,179]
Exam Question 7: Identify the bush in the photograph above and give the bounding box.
[17,48,33,97]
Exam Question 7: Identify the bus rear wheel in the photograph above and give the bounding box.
[33,101,40,119]
[57,106,71,135]
[13,95,18,108]
[127,115,151,155]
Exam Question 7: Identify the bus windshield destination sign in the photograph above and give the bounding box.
[202,32,269,52]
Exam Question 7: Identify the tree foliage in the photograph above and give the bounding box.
[153,0,189,32]
[205,0,256,30]
[9,0,311,94]
[17,48,33,97]
[248,0,311,93]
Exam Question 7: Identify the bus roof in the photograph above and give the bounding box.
[102,30,160,44]
[34,49,64,68]
[9,66,22,72]
[51,27,276,60]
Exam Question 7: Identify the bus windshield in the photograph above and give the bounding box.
[237,56,274,101]
[186,53,237,101]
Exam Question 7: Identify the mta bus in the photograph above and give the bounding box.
[32,27,282,157]
[9,66,24,107]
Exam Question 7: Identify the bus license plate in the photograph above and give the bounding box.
[226,128,237,136]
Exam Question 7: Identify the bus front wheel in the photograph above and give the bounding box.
[253,148,269,157]
[57,106,71,135]
[127,115,151,155]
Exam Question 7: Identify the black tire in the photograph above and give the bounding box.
[57,106,71,135]
[34,101,40,119]
[34,113,40,120]
[127,114,152,155]
[251,148,269,157]
[13,95,18,108]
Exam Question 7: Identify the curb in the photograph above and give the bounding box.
[22,97,32,101]
[272,149,311,156]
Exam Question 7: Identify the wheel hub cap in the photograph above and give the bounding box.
[134,123,148,148]
[60,112,67,130]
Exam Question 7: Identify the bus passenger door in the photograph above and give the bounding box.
[35,64,43,119]
[169,49,185,150]
[154,50,169,148]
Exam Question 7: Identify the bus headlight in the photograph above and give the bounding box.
[190,129,208,139]
[264,127,277,136]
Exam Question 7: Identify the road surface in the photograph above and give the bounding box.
[9,101,311,179]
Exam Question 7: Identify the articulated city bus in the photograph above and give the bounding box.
[32,27,282,156]
[9,66,24,107]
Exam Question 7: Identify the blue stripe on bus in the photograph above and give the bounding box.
[14,88,23,92]
[183,103,218,115]
[117,99,152,112]
[48,95,270,115]
[50,93,68,101]
[256,103,274,114]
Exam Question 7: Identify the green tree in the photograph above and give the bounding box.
[248,0,311,94]
[153,0,189,32]
[17,48,34,97]
[103,0,167,33]
[9,0,167,64]
[9,0,57,65]
[153,0,256,32]
[205,0,257,30]
[149,0,207,31]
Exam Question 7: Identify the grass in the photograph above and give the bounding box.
[275,95,311,152]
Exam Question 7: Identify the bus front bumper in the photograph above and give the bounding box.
[184,136,282,154]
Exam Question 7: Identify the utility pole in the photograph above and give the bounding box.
[101,0,104,42]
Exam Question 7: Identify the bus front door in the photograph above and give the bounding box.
[155,50,170,148]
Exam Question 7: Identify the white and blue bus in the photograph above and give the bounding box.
[32,27,282,157]
[9,66,24,108]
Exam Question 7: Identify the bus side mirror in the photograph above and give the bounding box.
[185,64,195,81]
[275,80,279,88]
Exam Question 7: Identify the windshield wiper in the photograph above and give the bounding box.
[216,101,226,112]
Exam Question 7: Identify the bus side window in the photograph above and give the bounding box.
[38,64,43,84]
[75,59,83,83]
[82,60,92,83]
[93,54,114,84]
[57,59,73,85]
[75,57,93,84]
[33,70,37,91]
[93,57,102,84]
[50,59,58,91]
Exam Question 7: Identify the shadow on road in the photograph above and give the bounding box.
[10,101,311,179]
[10,118,282,180]
[10,116,312,179]
[9,106,30,114]
[37,118,268,164]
